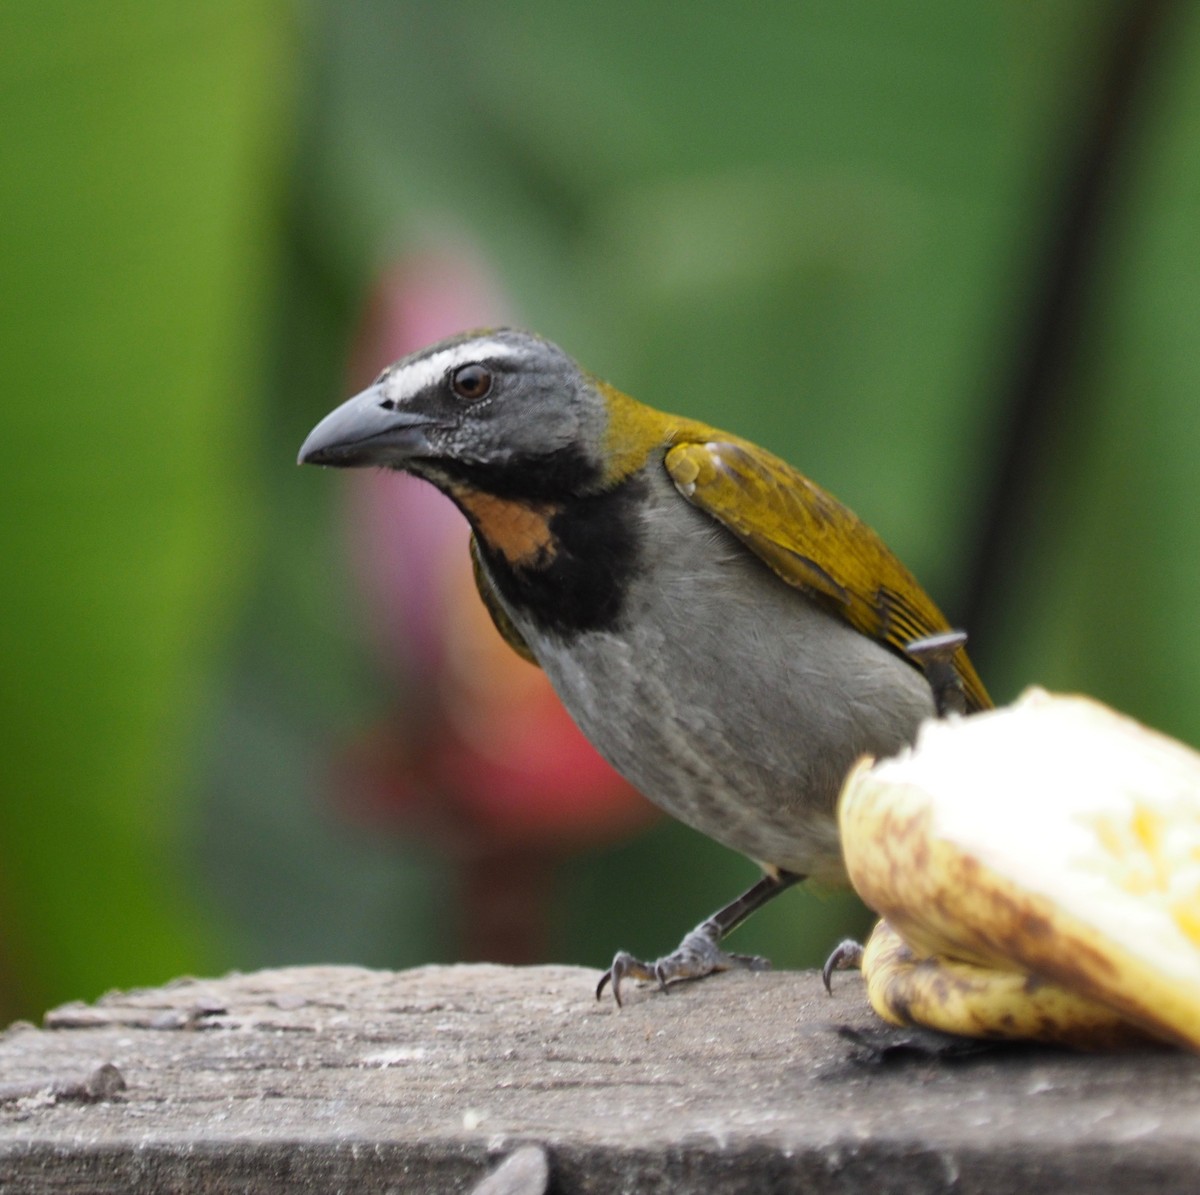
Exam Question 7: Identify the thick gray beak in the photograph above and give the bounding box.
[297,383,440,468]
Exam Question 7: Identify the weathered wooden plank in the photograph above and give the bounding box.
[0,963,1197,1192]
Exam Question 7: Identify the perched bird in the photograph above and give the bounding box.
[299,329,991,1003]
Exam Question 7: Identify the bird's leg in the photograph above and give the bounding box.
[596,869,802,1006]
[905,630,970,717]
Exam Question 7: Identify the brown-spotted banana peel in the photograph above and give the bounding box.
[838,688,1200,1050]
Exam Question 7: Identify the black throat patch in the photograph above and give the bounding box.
[468,471,647,639]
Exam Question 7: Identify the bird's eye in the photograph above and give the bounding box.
[450,363,493,401]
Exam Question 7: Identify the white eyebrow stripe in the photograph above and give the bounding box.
[382,339,523,403]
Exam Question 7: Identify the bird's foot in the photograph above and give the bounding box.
[821,937,865,993]
[596,923,772,1007]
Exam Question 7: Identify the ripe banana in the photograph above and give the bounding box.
[836,688,1200,1051]
[856,918,1149,1049]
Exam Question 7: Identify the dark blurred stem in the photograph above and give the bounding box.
[959,0,1179,655]
[460,851,555,964]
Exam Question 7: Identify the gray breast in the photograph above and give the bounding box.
[513,469,935,878]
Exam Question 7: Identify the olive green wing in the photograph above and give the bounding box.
[665,438,991,712]
[469,534,539,666]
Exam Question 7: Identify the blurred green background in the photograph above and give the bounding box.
[3,1,1199,1023]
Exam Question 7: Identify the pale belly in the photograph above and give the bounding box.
[527,550,935,878]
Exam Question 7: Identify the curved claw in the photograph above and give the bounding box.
[821,938,865,994]
[596,872,799,1006]
[598,931,772,1007]
[596,951,662,1007]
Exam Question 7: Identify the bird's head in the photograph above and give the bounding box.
[298,329,631,499]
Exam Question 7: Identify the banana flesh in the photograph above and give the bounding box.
[838,688,1200,1050]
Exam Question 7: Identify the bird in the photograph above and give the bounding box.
[299,328,991,1004]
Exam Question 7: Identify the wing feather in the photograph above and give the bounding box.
[665,439,990,712]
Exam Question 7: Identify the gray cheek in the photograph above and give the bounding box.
[435,422,473,455]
